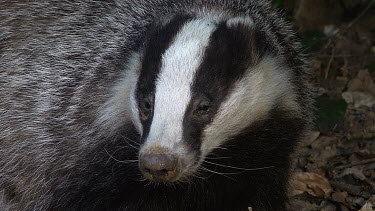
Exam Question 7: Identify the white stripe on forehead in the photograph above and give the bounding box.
[144,19,217,149]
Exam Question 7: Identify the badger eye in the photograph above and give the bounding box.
[143,99,151,110]
[195,102,211,115]
[140,96,152,121]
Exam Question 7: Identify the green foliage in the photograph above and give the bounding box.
[272,0,284,8]
[365,62,375,74]
[302,30,327,52]
[315,95,347,132]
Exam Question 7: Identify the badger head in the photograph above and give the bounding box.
[105,15,301,183]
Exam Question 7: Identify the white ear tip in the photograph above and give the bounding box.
[226,16,254,28]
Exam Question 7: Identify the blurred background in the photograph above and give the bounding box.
[272,0,375,210]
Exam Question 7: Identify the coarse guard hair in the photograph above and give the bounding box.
[0,0,313,210]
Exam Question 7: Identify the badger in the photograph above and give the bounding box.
[0,0,313,210]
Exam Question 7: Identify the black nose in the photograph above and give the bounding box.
[140,153,179,182]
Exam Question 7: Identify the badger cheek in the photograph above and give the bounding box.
[138,143,198,182]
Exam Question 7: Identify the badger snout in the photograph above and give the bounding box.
[139,149,180,182]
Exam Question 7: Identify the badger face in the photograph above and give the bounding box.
[129,15,299,183]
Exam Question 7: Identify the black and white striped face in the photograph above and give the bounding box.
[130,15,299,182]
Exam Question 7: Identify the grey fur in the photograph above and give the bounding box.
[0,0,313,210]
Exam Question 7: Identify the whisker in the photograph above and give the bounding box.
[208,146,228,150]
[133,174,148,182]
[199,166,238,181]
[120,135,141,146]
[192,172,210,180]
[205,156,232,160]
[134,178,145,182]
[122,139,140,150]
[104,148,139,164]
[144,181,153,187]
[176,179,189,188]
[203,160,274,171]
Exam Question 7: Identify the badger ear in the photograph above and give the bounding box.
[224,16,268,65]
[226,16,254,28]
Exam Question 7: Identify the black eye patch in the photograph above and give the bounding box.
[181,20,271,150]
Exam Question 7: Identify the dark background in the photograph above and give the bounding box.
[274,0,375,210]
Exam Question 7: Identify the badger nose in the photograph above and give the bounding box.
[140,153,179,182]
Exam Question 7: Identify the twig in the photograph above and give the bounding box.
[335,0,374,36]
[325,48,334,79]
[330,181,373,198]
[319,0,375,52]
[336,158,375,170]
[346,0,375,29]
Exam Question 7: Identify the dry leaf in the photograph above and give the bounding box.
[347,70,375,95]
[288,199,319,211]
[342,91,375,108]
[301,131,320,147]
[359,195,375,211]
[331,191,349,204]
[340,167,367,181]
[290,172,333,198]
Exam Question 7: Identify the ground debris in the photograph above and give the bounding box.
[286,0,375,210]
[359,195,375,211]
[290,172,333,198]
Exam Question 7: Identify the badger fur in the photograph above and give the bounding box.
[0,0,313,210]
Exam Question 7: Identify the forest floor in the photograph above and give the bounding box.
[282,1,375,210]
